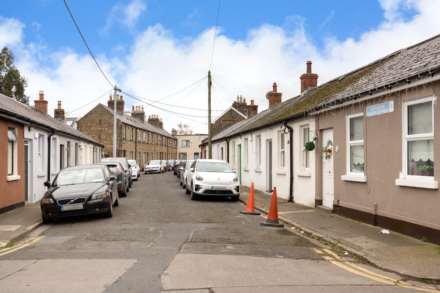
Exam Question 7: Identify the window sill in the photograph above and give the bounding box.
[255,168,262,173]
[276,170,287,175]
[297,170,311,177]
[37,174,46,178]
[341,174,367,183]
[395,177,438,189]
[7,175,21,181]
[244,169,249,173]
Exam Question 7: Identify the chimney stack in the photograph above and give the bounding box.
[107,94,125,114]
[247,99,258,118]
[54,101,65,121]
[171,128,177,136]
[300,61,318,93]
[266,82,282,109]
[131,105,145,123]
[34,90,48,114]
[148,115,163,129]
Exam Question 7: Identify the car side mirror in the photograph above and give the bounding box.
[44,181,51,188]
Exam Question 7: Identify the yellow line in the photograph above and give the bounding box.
[0,236,44,257]
[321,251,440,293]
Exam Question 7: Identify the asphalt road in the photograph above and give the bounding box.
[0,173,428,292]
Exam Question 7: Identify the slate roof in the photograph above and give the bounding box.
[0,93,102,146]
[99,104,174,139]
[211,34,440,142]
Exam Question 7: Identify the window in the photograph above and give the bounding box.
[278,132,286,168]
[231,141,236,168]
[220,147,224,160]
[255,135,261,168]
[346,114,365,176]
[244,138,249,170]
[7,128,17,176]
[181,139,191,148]
[396,98,437,189]
[74,143,79,166]
[66,141,71,167]
[300,126,310,169]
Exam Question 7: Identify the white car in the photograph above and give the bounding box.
[128,159,140,180]
[144,160,162,174]
[180,160,194,188]
[185,159,239,201]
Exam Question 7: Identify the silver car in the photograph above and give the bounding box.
[180,160,193,189]
[144,160,162,174]
[185,159,239,201]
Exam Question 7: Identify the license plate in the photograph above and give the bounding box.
[61,203,84,211]
[210,186,225,190]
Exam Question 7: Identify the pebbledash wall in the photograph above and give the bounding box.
[317,81,440,241]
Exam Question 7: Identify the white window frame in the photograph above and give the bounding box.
[51,137,57,174]
[38,133,46,175]
[300,125,310,171]
[243,138,249,170]
[342,113,367,182]
[7,128,19,181]
[278,131,286,169]
[255,135,261,169]
[396,96,438,189]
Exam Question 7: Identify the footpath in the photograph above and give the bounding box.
[240,186,440,281]
[0,203,41,249]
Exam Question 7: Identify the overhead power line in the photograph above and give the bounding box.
[152,75,207,103]
[66,89,112,115]
[63,0,115,88]
[122,90,209,119]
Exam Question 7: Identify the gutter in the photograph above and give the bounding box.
[226,138,230,163]
[283,121,294,202]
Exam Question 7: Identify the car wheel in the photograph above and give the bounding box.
[232,195,240,201]
[190,186,198,200]
[42,213,51,224]
[105,201,113,218]
[113,193,119,207]
[185,185,190,194]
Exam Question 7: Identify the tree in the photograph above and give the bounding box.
[0,47,27,103]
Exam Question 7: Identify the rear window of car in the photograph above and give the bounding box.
[150,160,160,165]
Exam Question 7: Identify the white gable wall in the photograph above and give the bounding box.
[211,117,316,207]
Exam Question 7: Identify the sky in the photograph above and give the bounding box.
[0,0,438,133]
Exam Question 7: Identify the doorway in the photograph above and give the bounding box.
[321,129,334,209]
[237,144,242,184]
[266,139,273,192]
[24,140,32,202]
[60,144,65,170]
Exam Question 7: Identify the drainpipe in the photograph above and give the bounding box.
[47,130,55,184]
[284,121,294,202]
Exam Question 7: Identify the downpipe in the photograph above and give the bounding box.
[284,121,294,202]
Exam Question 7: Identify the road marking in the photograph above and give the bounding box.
[0,225,21,232]
[0,236,44,257]
[317,248,440,293]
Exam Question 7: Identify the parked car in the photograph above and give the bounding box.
[160,160,167,172]
[185,159,239,201]
[102,157,133,188]
[99,161,128,197]
[144,160,162,174]
[40,165,119,222]
[181,160,194,189]
[176,162,185,183]
[128,159,140,181]
[167,160,175,171]
[173,160,181,176]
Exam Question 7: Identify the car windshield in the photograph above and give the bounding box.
[150,160,160,165]
[55,168,105,186]
[104,164,120,174]
[197,161,232,173]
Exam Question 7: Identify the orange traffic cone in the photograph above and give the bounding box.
[260,187,284,227]
[240,182,260,215]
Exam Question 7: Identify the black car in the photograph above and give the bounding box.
[98,162,128,197]
[40,165,119,222]
[102,157,133,189]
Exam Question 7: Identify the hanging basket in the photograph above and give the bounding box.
[304,141,315,151]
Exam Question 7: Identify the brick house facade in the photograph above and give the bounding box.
[78,96,177,167]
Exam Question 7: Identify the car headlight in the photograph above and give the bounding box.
[41,197,54,204]
[233,177,239,182]
[195,175,204,181]
[91,191,108,200]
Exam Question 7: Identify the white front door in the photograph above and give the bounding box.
[321,129,334,209]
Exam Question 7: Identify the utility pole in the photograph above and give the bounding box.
[112,85,121,157]
[208,70,212,159]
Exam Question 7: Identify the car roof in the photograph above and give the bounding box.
[196,159,227,163]
[60,164,105,171]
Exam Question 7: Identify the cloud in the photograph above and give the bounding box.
[103,0,146,33]
[1,0,440,134]
[0,17,24,47]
